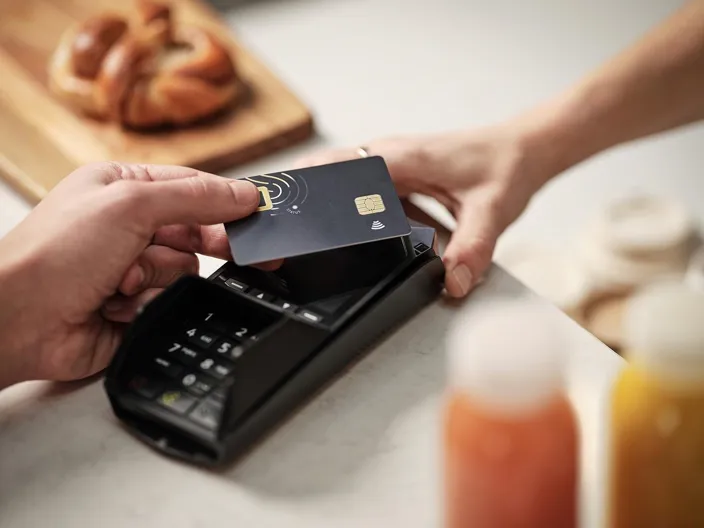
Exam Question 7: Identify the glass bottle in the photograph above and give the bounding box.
[444,300,578,528]
[608,282,704,528]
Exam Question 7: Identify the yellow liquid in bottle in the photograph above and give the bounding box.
[608,362,704,528]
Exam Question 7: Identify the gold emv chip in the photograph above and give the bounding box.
[354,194,386,215]
[257,186,273,212]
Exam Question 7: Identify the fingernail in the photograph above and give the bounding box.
[230,180,259,206]
[450,263,473,296]
[104,297,128,312]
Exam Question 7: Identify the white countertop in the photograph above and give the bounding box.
[0,266,623,528]
[7,0,703,525]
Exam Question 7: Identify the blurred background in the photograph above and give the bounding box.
[1,0,701,351]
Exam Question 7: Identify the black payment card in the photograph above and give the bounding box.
[225,156,412,266]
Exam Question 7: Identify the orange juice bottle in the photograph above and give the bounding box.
[608,282,704,528]
[444,300,578,528]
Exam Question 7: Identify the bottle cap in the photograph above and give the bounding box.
[576,195,695,291]
[446,299,567,415]
[596,194,695,256]
[624,281,704,379]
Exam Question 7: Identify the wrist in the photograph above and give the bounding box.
[510,82,616,188]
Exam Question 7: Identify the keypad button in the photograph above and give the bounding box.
[156,390,198,414]
[211,386,228,402]
[248,289,275,302]
[179,372,217,397]
[181,373,197,388]
[185,327,218,349]
[212,363,233,379]
[197,358,219,375]
[230,345,245,360]
[214,338,238,357]
[153,357,183,378]
[198,358,233,380]
[189,398,223,431]
[177,346,201,366]
[165,342,183,354]
[272,298,297,311]
[230,325,251,340]
[128,375,163,399]
[224,278,248,292]
[298,310,324,324]
[201,311,218,324]
[226,314,272,341]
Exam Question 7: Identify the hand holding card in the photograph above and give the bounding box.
[225,156,412,266]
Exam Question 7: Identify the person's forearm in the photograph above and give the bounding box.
[521,0,704,180]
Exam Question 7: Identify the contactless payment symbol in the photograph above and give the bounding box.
[354,194,386,215]
[246,172,309,216]
[257,186,273,212]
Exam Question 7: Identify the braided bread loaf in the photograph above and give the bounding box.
[48,0,243,130]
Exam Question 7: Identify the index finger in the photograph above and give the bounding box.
[106,170,260,229]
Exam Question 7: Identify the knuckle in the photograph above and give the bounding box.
[140,261,157,289]
[184,175,212,200]
[126,164,153,182]
[160,253,199,286]
[65,161,128,186]
[182,253,200,274]
[136,257,157,288]
[474,191,507,227]
[454,235,495,267]
[104,179,151,219]
[137,164,199,182]
[222,177,243,208]
[471,236,496,263]
[483,193,505,220]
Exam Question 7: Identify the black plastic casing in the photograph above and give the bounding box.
[104,221,444,467]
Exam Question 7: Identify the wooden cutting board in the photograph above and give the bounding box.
[0,0,314,204]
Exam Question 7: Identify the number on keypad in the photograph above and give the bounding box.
[128,292,280,429]
[217,341,234,355]
[200,358,215,371]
